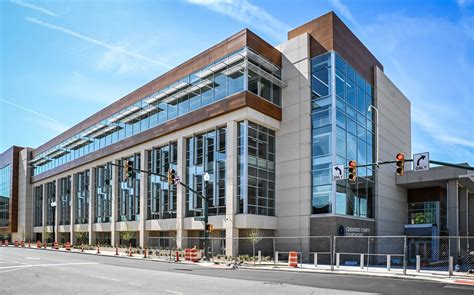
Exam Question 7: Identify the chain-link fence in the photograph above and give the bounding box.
[139,235,474,276]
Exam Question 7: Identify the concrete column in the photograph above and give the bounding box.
[70,174,77,244]
[88,168,96,245]
[111,160,119,246]
[54,180,60,242]
[139,150,148,248]
[459,187,469,236]
[176,137,187,249]
[447,179,459,257]
[42,184,47,243]
[225,120,238,257]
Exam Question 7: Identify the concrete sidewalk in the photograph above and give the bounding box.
[4,244,474,286]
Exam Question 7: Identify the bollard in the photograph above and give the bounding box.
[274,251,278,265]
[387,255,391,271]
[314,253,318,267]
[416,255,420,273]
[97,244,100,254]
[176,251,180,262]
[336,253,340,268]
[449,256,454,276]
[258,250,261,264]
[115,244,119,256]
[360,254,364,269]
[28,241,31,248]
[81,243,84,253]
[144,247,147,258]
[129,244,133,257]
[43,241,46,249]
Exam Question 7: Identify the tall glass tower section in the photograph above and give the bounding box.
[311,51,375,218]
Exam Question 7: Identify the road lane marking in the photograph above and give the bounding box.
[0,258,28,265]
[25,257,40,260]
[89,274,121,282]
[165,290,183,295]
[128,282,141,286]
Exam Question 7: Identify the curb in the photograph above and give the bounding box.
[3,246,472,285]
[235,264,470,285]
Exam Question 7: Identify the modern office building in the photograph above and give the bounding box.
[1,12,472,258]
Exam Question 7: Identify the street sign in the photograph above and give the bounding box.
[194,216,206,221]
[174,176,181,185]
[413,152,429,171]
[332,164,345,181]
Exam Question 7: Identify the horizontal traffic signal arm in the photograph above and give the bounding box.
[109,162,208,200]
[345,159,474,171]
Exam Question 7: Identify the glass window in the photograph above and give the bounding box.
[148,143,177,220]
[118,154,140,221]
[187,127,226,217]
[238,121,275,216]
[0,165,11,227]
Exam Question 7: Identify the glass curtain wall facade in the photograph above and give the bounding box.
[118,154,140,221]
[147,142,177,220]
[311,51,375,218]
[45,181,56,226]
[186,127,226,217]
[96,163,112,223]
[34,185,43,227]
[75,171,89,224]
[32,48,282,177]
[237,121,276,216]
[0,165,11,227]
[59,177,71,225]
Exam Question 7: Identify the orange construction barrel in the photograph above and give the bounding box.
[288,251,298,267]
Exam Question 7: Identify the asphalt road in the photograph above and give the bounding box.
[0,247,471,295]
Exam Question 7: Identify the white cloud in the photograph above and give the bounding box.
[25,17,173,70]
[186,0,290,41]
[11,0,57,16]
[0,98,68,134]
[53,72,126,104]
[457,0,474,8]
[360,12,474,163]
[329,0,358,26]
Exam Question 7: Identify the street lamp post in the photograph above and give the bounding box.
[51,200,57,243]
[203,172,210,261]
[367,105,379,167]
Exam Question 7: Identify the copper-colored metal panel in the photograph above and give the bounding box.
[288,11,383,84]
[32,92,281,183]
[33,28,282,157]
[246,29,282,67]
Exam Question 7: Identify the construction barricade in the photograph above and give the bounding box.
[37,240,41,248]
[14,240,18,247]
[288,251,298,267]
[53,241,59,250]
[21,240,25,247]
[5,240,9,246]
[65,242,71,251]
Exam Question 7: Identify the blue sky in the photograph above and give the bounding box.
[0,0,473,165]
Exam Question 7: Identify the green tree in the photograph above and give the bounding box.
[119,224,135,246]
[75,230,88,245]
[247,229,263,265]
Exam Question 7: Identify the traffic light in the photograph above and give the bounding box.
[348,160,357,183]
[206,224,214,232]
[167,169,176,185]
[396,153,405,176]
[124,160,134,181]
